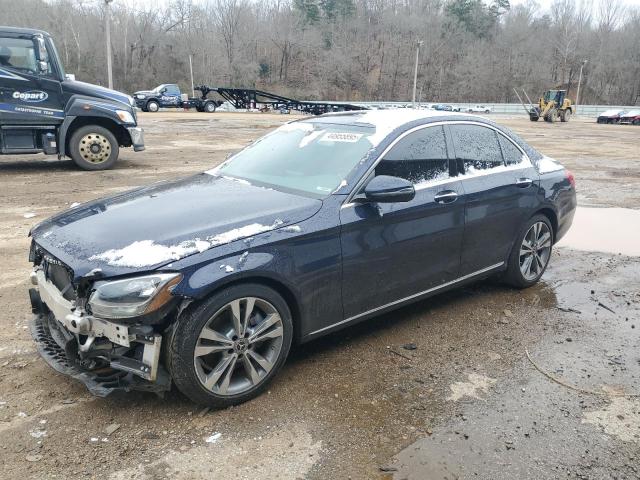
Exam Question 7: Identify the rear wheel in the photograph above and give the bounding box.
[170,284,293,407]
[560,110,571,122]
[504,215,554,288]
[68,125,119,170]
[204,101,216,113]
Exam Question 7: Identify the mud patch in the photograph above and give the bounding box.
[583,396,640,443]
[446,373,496,401]
[108,422,322,480]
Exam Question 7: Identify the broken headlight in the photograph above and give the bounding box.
[88,273,181,319]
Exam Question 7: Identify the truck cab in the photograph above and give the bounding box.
[133,84,182,112]
[0,26,144,170]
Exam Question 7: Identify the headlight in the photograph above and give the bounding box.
[88,273,182,319]
[116,109,135,124]
[136,94,146,99]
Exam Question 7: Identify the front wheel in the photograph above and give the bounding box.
[203,101,216,113]
[146,100,160,112]
[504,215,554,288]
[68,125,119,170]
[170,284,293,407]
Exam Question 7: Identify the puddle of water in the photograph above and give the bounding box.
[557,207,640,256]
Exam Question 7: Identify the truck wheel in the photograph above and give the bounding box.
[146,100,160,112]
[69,125,119,171]
[204,101,216,113]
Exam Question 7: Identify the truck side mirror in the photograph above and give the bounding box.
[35,36,49,74]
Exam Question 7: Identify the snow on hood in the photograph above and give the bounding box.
[88,220,284,268]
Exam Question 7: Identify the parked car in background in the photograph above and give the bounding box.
[619,110,640,125]
[467,105,492,113]
[28,110,576,407]
[597,109,626,124]
[433,104,453,111]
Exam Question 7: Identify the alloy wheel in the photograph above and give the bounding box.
[519,221,552,281]
[193,297,284,396]
[79,133,111,164]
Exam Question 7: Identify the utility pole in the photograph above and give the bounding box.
[575,59,587,114]
[412,40,423,108]
[105,0,114,89]
[189,54,195,98]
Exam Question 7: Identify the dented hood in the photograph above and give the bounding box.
[30,174,321,279]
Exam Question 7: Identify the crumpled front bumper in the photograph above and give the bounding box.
[29,271,170,397]
[127,126,145,152]
[29,312,169,397]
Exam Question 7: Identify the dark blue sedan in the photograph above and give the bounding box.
[28,110,576,406]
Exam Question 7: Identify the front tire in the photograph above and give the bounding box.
[146,100,160,112]
[204,101,216,113]
[504,215,554,288]
[68,125,119,170]
[170,284,293,407]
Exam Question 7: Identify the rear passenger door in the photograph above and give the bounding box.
[448,123,539,275]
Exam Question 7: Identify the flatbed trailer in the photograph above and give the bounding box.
[195,86,367,115]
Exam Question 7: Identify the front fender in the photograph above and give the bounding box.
[59,96,136,157]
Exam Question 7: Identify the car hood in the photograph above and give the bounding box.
[31,174,322,279]
[62,79,132,107]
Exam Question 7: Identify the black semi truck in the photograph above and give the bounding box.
[0,27,144,170]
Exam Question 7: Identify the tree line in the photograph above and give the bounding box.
[2,0,639,105]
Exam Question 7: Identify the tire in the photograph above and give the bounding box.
[170,283,293,407]
[485,109,490,114]
[146,100,160,112]
[529,114,539,122]
[544,108,558,123]
[204,101,216,113]
[68,125,119,171]
[559,110,570,122]
[633,119,640,125]
[503,214,554,289]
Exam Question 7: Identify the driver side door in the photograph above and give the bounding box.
[339,124,465,320]
[0,34,64,127]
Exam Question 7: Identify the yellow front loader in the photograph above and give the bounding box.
[514,88,576,123]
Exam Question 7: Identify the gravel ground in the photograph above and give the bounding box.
[0,112,638,479]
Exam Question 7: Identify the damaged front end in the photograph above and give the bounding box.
[28,243,184,397]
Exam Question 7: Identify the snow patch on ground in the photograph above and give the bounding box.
[447,373,497,401]
[89,220,284,268]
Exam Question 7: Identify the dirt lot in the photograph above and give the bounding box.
[0,112,638,479]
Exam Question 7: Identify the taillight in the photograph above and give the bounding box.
[565,170,576,188]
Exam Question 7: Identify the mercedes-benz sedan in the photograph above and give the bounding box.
[28,110,576,406]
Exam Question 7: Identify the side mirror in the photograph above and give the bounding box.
[35,35,49,74]
[364,175,415,203]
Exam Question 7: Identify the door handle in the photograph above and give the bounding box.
[515,178,533,188]
[434,190,458,204]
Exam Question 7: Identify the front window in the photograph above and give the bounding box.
[0,37,38,74]
[213,121,378,197]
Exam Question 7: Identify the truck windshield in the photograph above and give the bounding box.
[211,122,377,197]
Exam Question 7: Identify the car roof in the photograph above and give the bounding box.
[308,109,470,130]
[0,26,50,37]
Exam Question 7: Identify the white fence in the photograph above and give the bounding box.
[325,101,638,117]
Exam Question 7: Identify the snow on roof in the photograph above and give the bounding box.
[303,109,470,146]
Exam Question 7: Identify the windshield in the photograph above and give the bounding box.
[213,121,377,197]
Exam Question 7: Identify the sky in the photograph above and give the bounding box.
[509,0,640,13]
